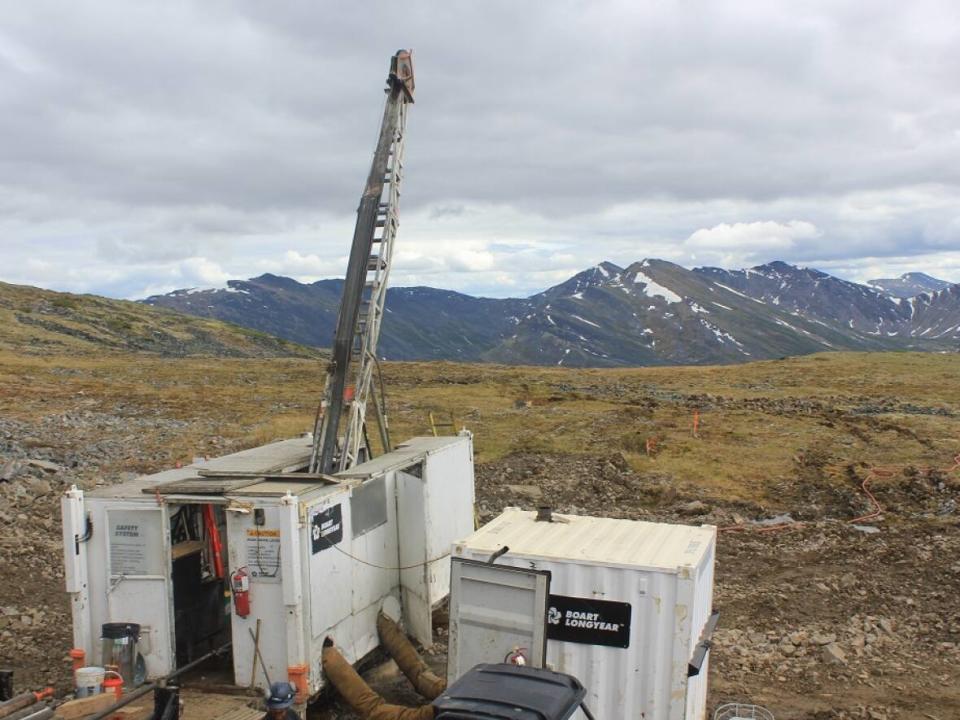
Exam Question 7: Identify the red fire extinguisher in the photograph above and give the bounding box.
[231,567,250,617]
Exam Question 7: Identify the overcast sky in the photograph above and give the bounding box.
[1,1,959,299]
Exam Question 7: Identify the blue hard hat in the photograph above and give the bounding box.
[266,681,296,709]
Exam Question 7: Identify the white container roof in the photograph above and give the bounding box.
[86,435,466,500]
[88,436,315,499]
[457,508,715,573]
[335,436,465,478]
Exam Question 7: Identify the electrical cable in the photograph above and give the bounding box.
[328,541,450,571]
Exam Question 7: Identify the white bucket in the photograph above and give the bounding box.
[75,666,105,697]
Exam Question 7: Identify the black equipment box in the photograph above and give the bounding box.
[433,664,588,720]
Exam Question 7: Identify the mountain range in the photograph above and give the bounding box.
[866,272,953,299]
[142,261,960,367]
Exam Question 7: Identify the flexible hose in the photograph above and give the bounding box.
[321,643,435,720]
[376,613,446,700]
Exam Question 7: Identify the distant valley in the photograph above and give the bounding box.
[142,261,960,367]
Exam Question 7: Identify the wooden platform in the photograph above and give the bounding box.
[180,689,261,720]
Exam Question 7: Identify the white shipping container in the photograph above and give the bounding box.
[451,508,716,720]
[62,435,475,701]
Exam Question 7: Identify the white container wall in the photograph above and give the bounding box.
[63,435,475,700]
[451,509,717,720]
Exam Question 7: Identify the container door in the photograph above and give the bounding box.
[447,558,551,683]
[104,506,173,678]
[396,467,432,645]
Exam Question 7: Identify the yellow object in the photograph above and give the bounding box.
[428,412,458,437]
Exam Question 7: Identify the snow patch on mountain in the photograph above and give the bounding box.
[571,314,601,328]
[633,272,682,303]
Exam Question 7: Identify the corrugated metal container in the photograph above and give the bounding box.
[451,508,716,720]
[63,435,475,700]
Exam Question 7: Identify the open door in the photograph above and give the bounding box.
[447,558,551,683]
[104,506,173,677]
[395,466,432,646]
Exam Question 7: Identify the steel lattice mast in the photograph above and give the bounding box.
[310,50,414,475]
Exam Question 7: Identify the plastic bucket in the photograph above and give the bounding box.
[75,666,105,698]
[103,672,123,701]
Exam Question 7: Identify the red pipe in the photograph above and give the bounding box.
[203,504,224,579]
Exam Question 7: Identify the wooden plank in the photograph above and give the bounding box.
[180,690,262,720]
[54,693,116,719]
[142,477,262,495]
[198,470,338,484]
[172,539,205,561]
[111,704,150,720]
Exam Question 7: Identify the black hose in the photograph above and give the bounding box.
[486,546,509,564]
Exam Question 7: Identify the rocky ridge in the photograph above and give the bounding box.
[142,260,960,367]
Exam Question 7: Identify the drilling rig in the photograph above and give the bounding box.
[309,49,415,475]
[57,49,718,720]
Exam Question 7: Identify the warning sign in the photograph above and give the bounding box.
[547,595,632,648]
[311,504,343,554]
[246,528,281,582]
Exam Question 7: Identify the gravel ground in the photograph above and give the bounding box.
[2,418,959,719]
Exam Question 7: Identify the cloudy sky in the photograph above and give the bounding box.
[1,1,959,299]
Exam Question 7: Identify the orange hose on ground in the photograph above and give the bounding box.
[376,613,446,700]
[321,643,435,720]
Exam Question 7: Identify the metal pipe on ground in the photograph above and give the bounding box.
[321,642,434,720]
[4,705,52,720]
[14,709,52,720]
[0,689,53,719]
[376,613,446,700]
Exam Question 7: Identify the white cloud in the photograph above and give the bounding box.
[687,221,819,251]
[1,2,959,298]
[447,248,495,272]
[177,257,231,286]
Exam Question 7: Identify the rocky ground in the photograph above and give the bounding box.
[0,411,242,693]
[471,453,960,720]
[3,421,958,720]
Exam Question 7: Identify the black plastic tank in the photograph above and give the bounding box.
[433,664,589,720]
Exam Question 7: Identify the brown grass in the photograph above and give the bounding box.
[1,350,958,506]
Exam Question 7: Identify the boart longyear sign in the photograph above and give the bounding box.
[547,594,632,648]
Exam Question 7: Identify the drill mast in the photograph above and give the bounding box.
[309,50,415,475]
